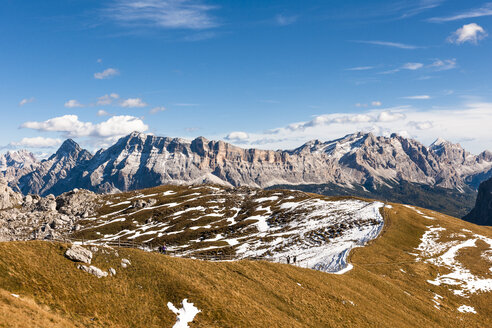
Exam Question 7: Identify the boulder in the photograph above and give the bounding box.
[65,245,93,264]
[77,264,108,278]
[109,268,116,276]
[121,258,131,268]
[36,195,57,212]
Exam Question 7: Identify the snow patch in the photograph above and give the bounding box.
[255,196,279,203]
[167,299,201,328]
[457,305,476,314]
[415,226,492,297]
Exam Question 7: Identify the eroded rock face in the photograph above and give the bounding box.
[3,132,492,197]
[0,177,22,210]
[13,139,93,196]
[56,189,97,217]
[65,245,93,264]
[463,177,492,226]
[0,188,99,242]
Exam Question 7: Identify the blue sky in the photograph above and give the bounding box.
[1,0,492,156]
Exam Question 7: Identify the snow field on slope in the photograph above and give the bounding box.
[415,225,492,301]
[80,187,385,274]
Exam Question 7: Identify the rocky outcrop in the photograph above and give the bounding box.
[0,188,99,241]
[0,177,22,210]
[2,132,492,196]
[65,245,93,264]
[77,264,108,278]
[56,189,97,217]
[463,177,492,225]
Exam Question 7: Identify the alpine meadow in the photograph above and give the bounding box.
[1,1,492,327]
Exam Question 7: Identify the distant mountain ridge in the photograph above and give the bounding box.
[2,132,492,205]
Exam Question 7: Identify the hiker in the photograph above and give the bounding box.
[287,255,290,264]
[161,243,167,254]
[293,256,297,264]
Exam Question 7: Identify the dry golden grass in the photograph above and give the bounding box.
[0,289,77,328]
[0,199,491,327]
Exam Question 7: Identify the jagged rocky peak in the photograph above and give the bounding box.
[290,132,369,156]
[0,150,37,171]
[429,137,470,165]
[52,139,92,161]
[478,150,492,162]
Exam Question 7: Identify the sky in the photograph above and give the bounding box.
[1,0,492,157]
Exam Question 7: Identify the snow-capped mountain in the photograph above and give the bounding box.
[0,150,37,172]
[11,139,93,196]
[3,132,492,198]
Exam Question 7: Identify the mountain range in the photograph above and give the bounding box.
[1,131,491,218]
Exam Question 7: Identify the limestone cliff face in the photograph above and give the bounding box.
[3,132,492,196]
[13,139,93,196]
[463,177,492,225]
[0,177,22,210]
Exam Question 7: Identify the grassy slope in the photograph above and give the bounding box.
[0,201,491,327]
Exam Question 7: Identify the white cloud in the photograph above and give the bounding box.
[121,98,148,108]
[429,3,492,22]
[225,131,249,140]
[64,99,84,108]
[10,137,62,148]
[19,97,35,106]
[377,111,406,122]
[97,110,110,116]
[398,0,444,19]
[219,104,492,154]
[97,58,103,63]
[358,101,382,107]
[402,62,424,70]
[105,0,219,30]
[355,40,420,49]
[274,14,297,26]
[150,106,166,114]
[429,58,457,71]
[21,115,148,138]
[448,23,487,44]
[408,121,433,130]
[381,62,425,74]
[346,66,374,71]
[402,95,431,100]
[97,93,120,105]
[94,68,119,80]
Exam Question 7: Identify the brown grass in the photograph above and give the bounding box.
[0,198,491,327]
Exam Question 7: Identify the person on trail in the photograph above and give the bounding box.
[162,243,167,255]
[287,255,291,264]
[293,256,297,264]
